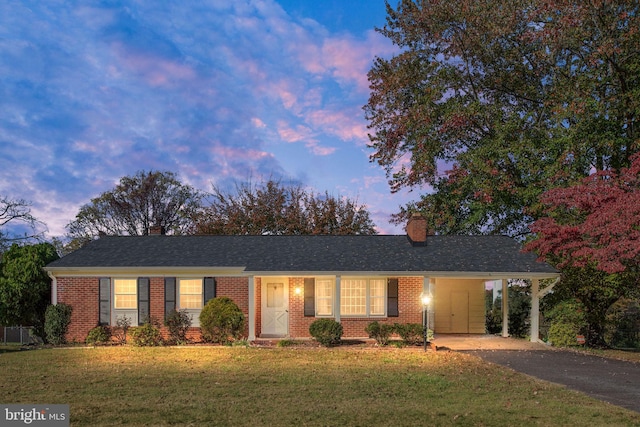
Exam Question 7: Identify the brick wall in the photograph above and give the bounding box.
[57,275,425,343]
[288,277,315,338]
[56,277,99,343]
[56,275,251,343]
[150,277,164,322]
[216,277,249,337]
[255,277,262,338]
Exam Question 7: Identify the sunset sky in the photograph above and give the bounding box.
[0,0,420,238]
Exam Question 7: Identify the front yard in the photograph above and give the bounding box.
[1,346,638,426]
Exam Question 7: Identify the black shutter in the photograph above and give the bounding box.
[387,278,399,317]
[138,277,150,325]
[99,277,111,325]
[165,277,176,320]
[304,278,315,317]
[204,277,216,305]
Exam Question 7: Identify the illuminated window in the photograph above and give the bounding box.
[315,279,333,316]
[369,279,386,316]
[340,279,367,316]
[340,278,386,317]
[179,279,203,309]
[114,279,137,309]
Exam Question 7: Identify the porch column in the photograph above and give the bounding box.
[248,276,256,341]
[335,276,341,323]
[501,279,509,337]
[530,278,540,343]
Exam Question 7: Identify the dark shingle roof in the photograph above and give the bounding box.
[46,234,557,275]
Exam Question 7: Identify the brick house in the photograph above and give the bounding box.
[44,216,558,343]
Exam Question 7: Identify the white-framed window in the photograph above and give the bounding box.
[114,278,137,309]
[178,278,203,309]
[340,278,386,317]
[369,279,386,316]
[315,279,333,316]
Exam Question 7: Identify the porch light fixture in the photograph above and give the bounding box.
[420,292,432,352]
[294,286,303,296]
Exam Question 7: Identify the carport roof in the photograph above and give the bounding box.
[46,234,558,276]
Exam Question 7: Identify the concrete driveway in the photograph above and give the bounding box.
[433,334,549,351]
[432,334,640,413]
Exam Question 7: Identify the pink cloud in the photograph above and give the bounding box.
[251,117,267,128]
[276,120,335,156]
[306,108,368,142]
[111,42,196,87]
[208,142,274,177]
[277,120,314,143]
[305,141,336,156]
[294,30,396,93]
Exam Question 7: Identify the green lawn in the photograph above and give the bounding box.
[1,346,638,426]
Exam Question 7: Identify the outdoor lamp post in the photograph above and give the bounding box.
[420,292,432,351]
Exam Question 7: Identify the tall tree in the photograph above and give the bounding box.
[0,195,44,251]
[0,243,59,339]
[67,171,203,243]
[364,0,640,237]
[194,180,377,235]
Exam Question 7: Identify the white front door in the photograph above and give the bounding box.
[261,278,289,337]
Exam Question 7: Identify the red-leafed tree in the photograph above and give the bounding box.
[526,155,640,346]
[526,155,640,274]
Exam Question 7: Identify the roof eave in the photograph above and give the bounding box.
[45,266,247,277]
[45,266,559,280]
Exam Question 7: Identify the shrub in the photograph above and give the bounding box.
[606,299,640,349]
[507,284,531,338]
[309,318,343,347]
[113,315,132,344]
[276,339,297,348]
[365,321,393,346]
[548,322,581,347]
[199,297,245,344]
[485,290,502,334]
[394,323,424,346]
[130,318,163,347]
[44,303,72,345]
[164,309,192,345]
[546,299,587,347]
[86,325,111,345]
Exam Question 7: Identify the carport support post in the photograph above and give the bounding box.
[530,279,540,343]
[501,279,509,338]
[248,276,256,341]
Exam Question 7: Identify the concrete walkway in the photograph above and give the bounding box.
[432,334,640,413]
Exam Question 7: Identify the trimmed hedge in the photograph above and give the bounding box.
[309,318,343,346]
[199,297,245,344]
[365,321,394,346]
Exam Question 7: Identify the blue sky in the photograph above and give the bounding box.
[0,0,416,238]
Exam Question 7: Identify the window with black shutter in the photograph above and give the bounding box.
[387,278,399,317]
[137,277,150,325]
[99,277,111,325]
[304,278,315,317]
[164,277,176,320]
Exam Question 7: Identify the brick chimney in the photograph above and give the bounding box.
[406,214,428,245]
[149,225,166,235]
